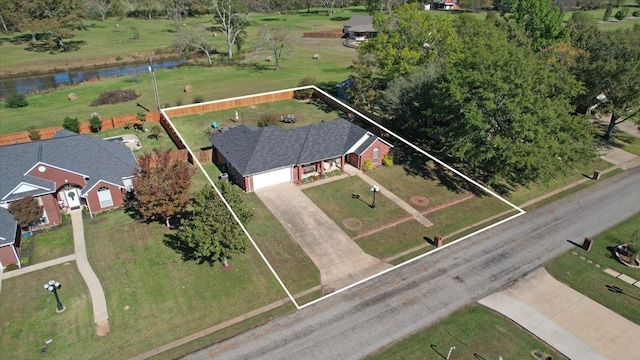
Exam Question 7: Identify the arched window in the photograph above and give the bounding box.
[97,187,113,208]
[372,147,380,164]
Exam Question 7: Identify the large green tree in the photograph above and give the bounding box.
[575,25,640,140]
[382,16,594,187]
[504,0,567,51]
[132,148,195,227]
[175,183,253,267]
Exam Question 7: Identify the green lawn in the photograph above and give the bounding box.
[29,225,75,263]
[303,176,411,237]
[169,99,344,150]
[355,219,432,260]
[368,303,566,360]
[545,212,640,325]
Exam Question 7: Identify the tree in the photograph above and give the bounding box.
[504,0,567,51]
[575,26,640,140]
[566,11,600,51]
[256,25,292,70]
[8,196,43,229]
[213,0,248,60]
[174,183,253,266]
[62,117,80,133]
[132,148,195,227]
[85,0,110,21]
[351,3,460,108]
[382,16,594,187]
[9,0,88,46]
[173,28,215,65]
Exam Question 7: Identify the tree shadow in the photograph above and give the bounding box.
[163,232,199,262]
[236,62,272,72]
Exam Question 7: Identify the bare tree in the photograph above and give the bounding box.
[256,24,291,70]
[214,0,247,59]
[85,0,110,21]
[174,27,215,64]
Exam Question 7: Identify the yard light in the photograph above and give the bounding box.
[43,280,65,313]
[446,346,455,360]
[370,185,380,210]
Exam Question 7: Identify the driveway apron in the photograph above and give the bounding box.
[256,183,392,292]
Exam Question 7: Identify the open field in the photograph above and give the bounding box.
[368,303,567,360]
[545,212,640,325]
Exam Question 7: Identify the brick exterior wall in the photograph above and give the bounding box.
[357,139,391,168]
[28,164,87,190]
[85,181,125,214]
[41,194,61,227]
[0,245,19,267]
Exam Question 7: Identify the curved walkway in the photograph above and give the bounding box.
[480,268,640,360]
[70,209,110,336]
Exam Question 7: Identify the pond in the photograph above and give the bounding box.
[0,57,186,98]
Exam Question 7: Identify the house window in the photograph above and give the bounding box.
[372,148,380,164]
[97,187,114,208]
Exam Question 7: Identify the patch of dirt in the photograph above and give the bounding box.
[410,195,430,206]
[343,217,363,230]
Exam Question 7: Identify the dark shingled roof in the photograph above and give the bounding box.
[0,207,18,246]
[344,15,375,33]
[210,118,376,176]
[0,130,138,202]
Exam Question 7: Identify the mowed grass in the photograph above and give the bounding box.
[29,225,75,263]
[368,303,567,360]
[4,209,287,359]
[169,99,344,150]
[545,212,640,325]
[0,12,357,134]
[303,176,411,237]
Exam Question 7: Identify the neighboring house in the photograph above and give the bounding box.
[430,0,459,10]
[0,130,138,235]
[343,15,376,42]
[0,207,21,268]
[210,118,393,192]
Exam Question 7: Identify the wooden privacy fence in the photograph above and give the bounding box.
[163,90,297,118]
[0,112,160,147]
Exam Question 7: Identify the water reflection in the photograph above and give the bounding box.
[0,58,186,98]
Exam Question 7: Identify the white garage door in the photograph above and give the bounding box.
[252,167,292,190]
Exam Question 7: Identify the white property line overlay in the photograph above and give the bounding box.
[161,85,526,311]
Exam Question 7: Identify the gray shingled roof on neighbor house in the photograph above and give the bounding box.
[0,207,17,246]
[344,15,375,33]
[0,130,138,202]
[210,118,378,176]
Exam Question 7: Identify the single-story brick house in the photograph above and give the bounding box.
[0,130,138,254]
[0,207,21,268]
[210,118,393,192]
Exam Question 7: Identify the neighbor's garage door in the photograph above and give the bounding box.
[252,167,292,190]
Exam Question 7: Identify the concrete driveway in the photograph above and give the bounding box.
[256,183,391,292]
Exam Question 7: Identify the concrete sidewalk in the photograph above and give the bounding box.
[70,209,110,336]
[480,268,640,360]
[2,254,76,279]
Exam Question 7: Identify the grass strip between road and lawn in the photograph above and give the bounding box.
[545,212,640,325]
[367,303,567,360]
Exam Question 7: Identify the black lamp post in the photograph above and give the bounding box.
[370,185,380,209]
[44,280,65,313]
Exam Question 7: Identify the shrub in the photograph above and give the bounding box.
[615,8,629,20]
[5,263,19,271]
[136,112,146,123]
[5,93,28,108]
[633,11,639,17]
[150,124,163,140]
[20,257,30,266]
[28,127,41,141]
[89,113,102,132]
[193,95,204,103]
[62,117,80,133]
[382,153,394,167]
[603,5,612,21]
[91,89,139,106]
[258,113,278,127]
[362,159,374,172]
[294,76,316,100]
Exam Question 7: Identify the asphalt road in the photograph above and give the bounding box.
[184,166,640,360]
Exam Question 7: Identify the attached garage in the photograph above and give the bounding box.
[252,167,292,190]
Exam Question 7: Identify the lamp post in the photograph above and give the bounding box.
[370,185,380,209]
[446,346,455,360]
[43,280,65,313]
